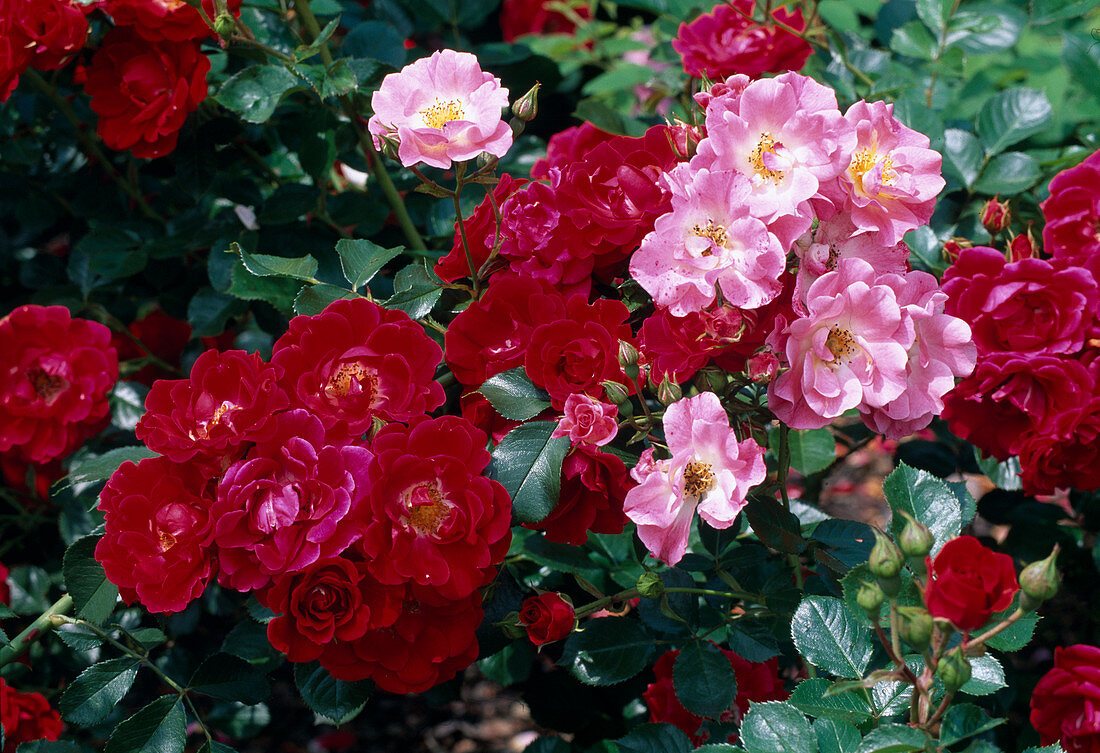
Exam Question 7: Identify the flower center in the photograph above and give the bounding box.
[193,400,236,440]
[691,219,728,255]
[825,325,858,365]
[420,98,465,129]
[850,149,897,190]
[255,484,301,533]
[749,132,784,184]
[406,483,451,536]
[27,367,67,404]
[683,460,715,498]
[157,529,176,552]
[325,361,378,401]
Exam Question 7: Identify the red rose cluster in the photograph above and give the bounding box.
[98,297,513,694]
[644,645,787,746]
[0,679,63,753]
[0,0,90,101]
[500,0,591,43]
[1031,644,1100,753]
[0,305,118,465]
[942,149,1100,493]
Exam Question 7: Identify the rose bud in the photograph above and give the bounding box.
[519,593,576,646]
[637,571,665,599]
[943,238,971,263]
[656,376,682,406]
[746,350,780,384]
[601,380,631,407]
[1019,545,1061,610]
[856,578,885,616]
[512,82,540,122]
[896,606,933,650]
[936,648,972,692]
[980,197,1011,236]
[1008,231,1037,261]
[924,536,1018,632]
[869,528,905,580]
[897,510,934,560]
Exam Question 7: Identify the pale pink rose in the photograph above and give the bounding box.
[859,270,976,438]
[630,165,785,316]
[818,100,945,246]
[692,72,856,250]
[624,392,766,564]
[552,393,619,447]
[369,49,513,169]
[767,258,913,429]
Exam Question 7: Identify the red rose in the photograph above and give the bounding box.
[644,645,787,745]
[97,456,215,613]
[673,0,812,81]
[136,349,288,474]
[1017,400,1100,494]
[359,415,512,600]
[110,308,194,387]
[259,556,402,663]
[519,593,575,645]
[212,410,372,592]
[99,0,242,42]
[0,456,64,502]
[84,28,210,159]
[15,0,88,71]
[434,174,526,284]
[923,536,1018,632]
[0,561,9,605]
[1042,149,1100,279]
[524,447,630,545]
[0,5,32,101]
[271,297,444,444]
[531,122,613,180]
[0,305,118,464]
[500,0,591,42]
[1031,644,1100,753]
[0,679,63,753]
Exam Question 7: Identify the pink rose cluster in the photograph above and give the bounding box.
[941,149,1100,494]
[97,297,513,694]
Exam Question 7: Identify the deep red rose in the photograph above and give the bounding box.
[673,0,812,80]
[0,679,63,753]
[460,390,522,444]
[1042,149,1100,279]
[500,0,591,42]
[0,456,64,502]
[212,410,372,592]
[924,535,1018,632]
[525,447,630,545]
[644,645,788,745]
[110,308,193,387]
[319,583,483,694]
[272,297,444,443]
[15,0,88,71]
[84,28,210,159]
[1017,399,1100,494]
[99,0,242,42]
[434,174,526,284]
[531,122,613,180]
[942,352,1095,460]
[136,349,288,474]
[0,305,118,464]
[0,561,9,605]
[259,556,403,663]
[445,276,567,388]
[519,592,575,645]
[942,246,1099,356]
[525,296,635,409]
[0,4,31,101]
[359,415,512,600]
[1031,644,1100,753]
[97,456,215,613]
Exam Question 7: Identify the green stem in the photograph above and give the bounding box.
[0,595,73,666]
[964,607,1025,650]
[56,616,187,693]
[776,424,805,593]
[452,162,481,298]
[573,588,640,618]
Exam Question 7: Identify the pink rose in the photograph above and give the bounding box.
[552,393,618,447]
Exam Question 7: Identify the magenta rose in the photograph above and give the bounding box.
[1031,644,1100,753]
[1042,149,1100,277]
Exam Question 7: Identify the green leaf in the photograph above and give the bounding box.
[557,617,654,686]
[1063,33,1100,103]
[790,596,873,679]
[234,244,319,280]
[725,620,781,663]
[64,447,157,488]
[129,628,167,650]
[1023,745,1066,753]
[673,641,738,719]
[740,701,815,753]
[890,21,938,59]
[789,679,873,723]
[855,724,929,753]
[582,64,656,96]
[294,15,339,60]
[293,662,371,725]
[385,262,443,319]
[615,723,694,753]
[489,421,570,524]
[56,622,105,651]
[882,462,963,555]
[974,152,1041,194]
[974,450,1022,491]
[943,129,984,188]
[215,65,301,124]
[478,367,552,422]
[745,496,805,554]
[976,89,1053,156]
[63,535,118,625]
[982,600,1038,651]
[573,98,648,137]
[950,6,1025,53]
[188,288,246,338]
[335,238,404,290]
[1030,0,1095,23]
[228,263,301,315]
[110,382,147,432]
[293,284,360,316]
[341,21,407,68]
[814,718,861,753]
[787,428,836,476]
[198,743,239,753]
[916,0,952,32]
[960,655,1006,696]
[104,695,185,753]
[60,657,140,726]
[189,653,270,705]
[939,704,1006,746]
[321,59,357,99]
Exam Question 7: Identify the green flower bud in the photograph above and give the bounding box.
[856,578,885,614]
[377,133,400,161]
[1019,544,1061,610]
[878,573,902,598]
[512,83,540,122]
[618,340,640,368]
[657,376,682,407]
[498,611,526,640]
[868,528,905,580]
[601,380,630,406]
[213,12,237,39]
[936,648,972,692]
[637,571,665,599]
[897,510,935,559]
[476,151,497,169]
[896,606,934,650]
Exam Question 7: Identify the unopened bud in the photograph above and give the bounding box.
[376,133,400,161]
[601,380,630,407]
[1019,544,1061,610]
[898,510,934,559]
[498,611,526,640]
[856,578,885,615]
[512,82,540,122]
[618,340,640,368]
[637,571,665,599]
[1009,231,1037,261]
[476,151,496,169]
[936,648,972,692]
[896,606,934,650]
[868,528,905,580]
[746,350,779,384]
[214,12,236,39]
[943,238,971,264]
[980,196,1011,236]
[657,376,682,406]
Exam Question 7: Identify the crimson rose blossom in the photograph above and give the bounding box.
[0,561,9,605]
[434,174,526,283]
[0,679,63,753]
[272,297,444,443]
[0,305,118,464]
[525,446,630,545]
[1017,400,1100,494]
[674,0,812,80]
[84,28,210,158]
[0,0,88,100]
[1042,149,1100,277]
[1031,644,1100,753]
[99,0,242,41]
[923,536,1018,632]
[97,457,215,614]
[500,0,591,42]
[519,593,575,645]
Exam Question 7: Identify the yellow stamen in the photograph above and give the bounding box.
[825,325,858,365]
[325,362,376,399]
[749,132,784,184]
[683,460,715,498]
[407,485,451,536]
[691,219,728,255]
[420,99,465,129]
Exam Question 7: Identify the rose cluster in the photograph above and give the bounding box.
[941,149,1100,494]
[98,297,512,694]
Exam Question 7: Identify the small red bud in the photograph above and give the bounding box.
[980,196,1011,236]
[746,350,779,384]
[1008,231,1037,261]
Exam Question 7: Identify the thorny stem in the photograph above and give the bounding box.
[0,595,73,666]
[964,607,1026,651]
